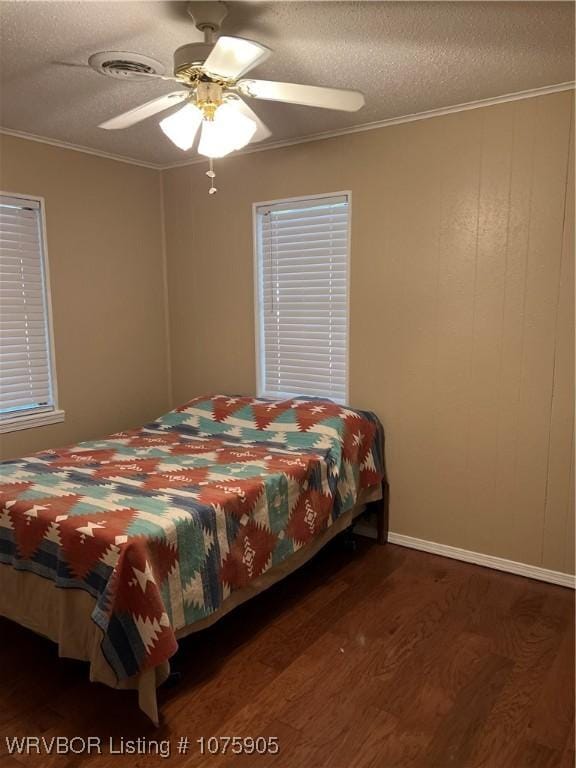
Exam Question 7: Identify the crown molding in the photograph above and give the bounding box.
[0,127,162,170]
[161,80,575,170]
[1,81,573,172]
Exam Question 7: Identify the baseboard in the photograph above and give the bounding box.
[353,524,576,589]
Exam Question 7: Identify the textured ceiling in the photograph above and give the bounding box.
[0,1,574,167]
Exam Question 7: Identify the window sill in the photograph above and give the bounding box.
[0,409,65,435]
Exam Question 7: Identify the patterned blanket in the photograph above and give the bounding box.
[0,395,383,682]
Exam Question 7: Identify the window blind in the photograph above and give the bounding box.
[0,194,54,421]
[255,194,349,404]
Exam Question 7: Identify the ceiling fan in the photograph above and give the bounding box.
[97,1,366,160]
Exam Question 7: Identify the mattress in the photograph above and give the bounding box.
[0,394,384,722]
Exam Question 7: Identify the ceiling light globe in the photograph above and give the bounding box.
[198,102,257,158]
[160,103,203,151]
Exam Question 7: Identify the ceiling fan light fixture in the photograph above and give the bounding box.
[198,102,257,158]
[93,12,365,172]
[159,103,203,150]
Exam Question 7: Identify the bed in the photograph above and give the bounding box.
[0,394,388,724]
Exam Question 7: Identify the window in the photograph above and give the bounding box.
[0,193,62,433]
[254,192,350,404]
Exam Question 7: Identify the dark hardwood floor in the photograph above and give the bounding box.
[0,537,574,768]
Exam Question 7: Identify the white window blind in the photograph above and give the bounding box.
[0,194,56,425]
[255,193,350,403]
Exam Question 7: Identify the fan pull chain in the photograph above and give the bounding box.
[206,159,217,195]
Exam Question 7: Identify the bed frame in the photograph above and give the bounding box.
[364,427,390,545]
[373,478,390,544]
[353,478,389,545]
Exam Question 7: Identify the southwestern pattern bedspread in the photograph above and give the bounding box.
[0,395,383,684]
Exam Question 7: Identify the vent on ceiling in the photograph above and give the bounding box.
[88,51,165,81]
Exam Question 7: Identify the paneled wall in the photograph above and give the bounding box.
[163,91,574,575]
[0,135,171,459]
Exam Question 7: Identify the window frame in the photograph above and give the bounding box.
[0,190,64,434]
[252,190,352,404]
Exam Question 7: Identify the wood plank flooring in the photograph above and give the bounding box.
[0,537,573,768]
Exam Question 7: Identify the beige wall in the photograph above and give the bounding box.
[0,135,170,459]
[163,91,575,575]
[0,92,572,575]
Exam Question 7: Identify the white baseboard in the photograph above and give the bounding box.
[353,524,576,589]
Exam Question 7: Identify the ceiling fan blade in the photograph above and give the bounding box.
[233,98,271,143]
[237,80,365,112]
[98,91,188,130]
[203,36,271,80]
[120,71,182,83]
[53,60,92,70]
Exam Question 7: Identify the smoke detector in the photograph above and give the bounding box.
[88,51,165,81]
